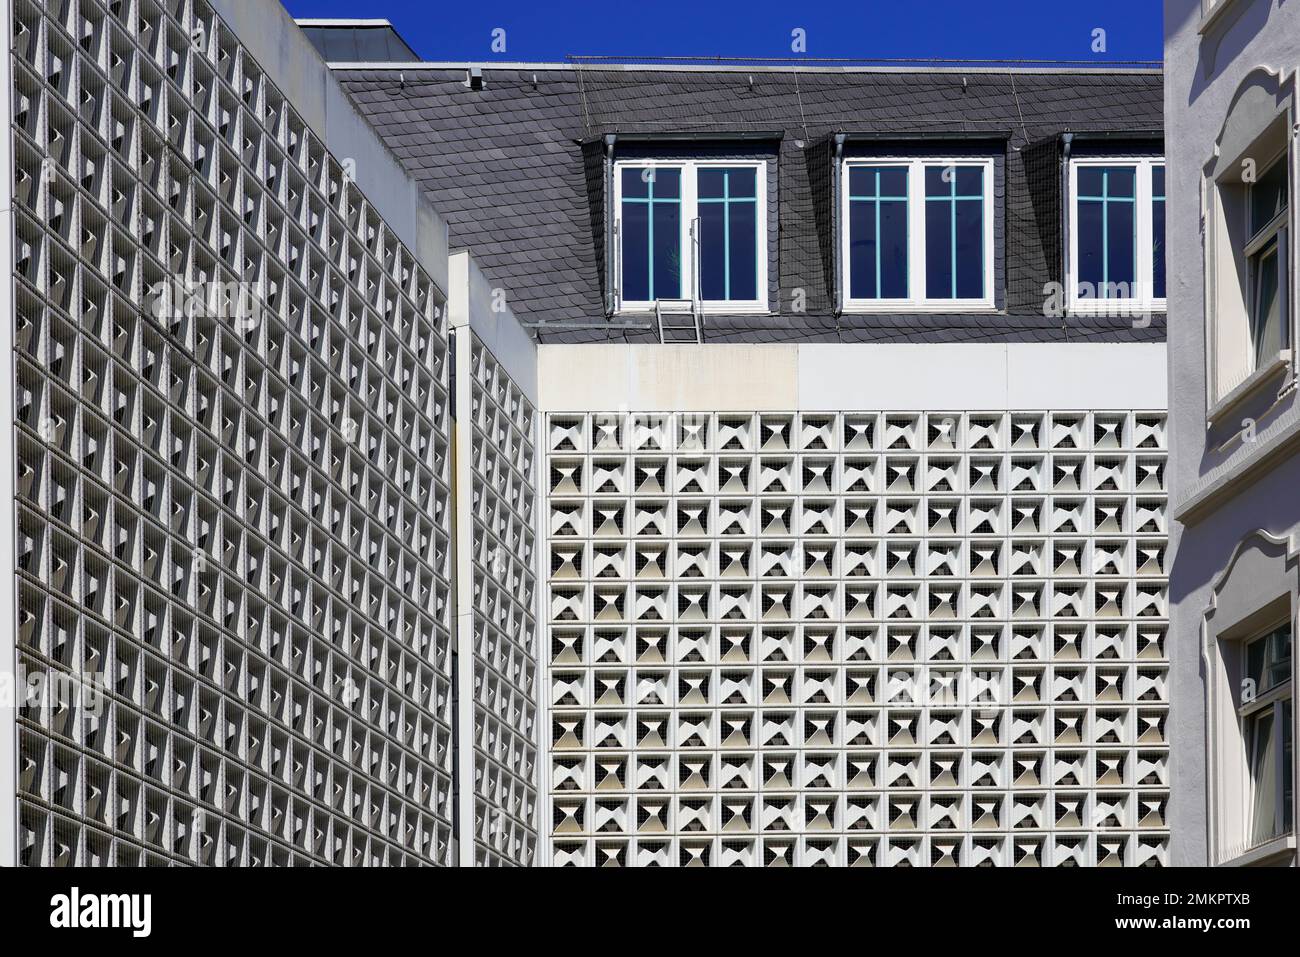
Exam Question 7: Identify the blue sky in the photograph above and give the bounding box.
[283,0,1163,63]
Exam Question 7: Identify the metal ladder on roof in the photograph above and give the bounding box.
[655,218,703,343]
[655,298,702,343]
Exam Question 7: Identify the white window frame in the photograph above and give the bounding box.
[613,159,768,315]
[1244,152,1290,370]
[1067,157,1167,317]
[840,157,996,312]
[1237,624,1294,851]
[1206,140,1294,418]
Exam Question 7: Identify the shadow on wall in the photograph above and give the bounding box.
[1187,0,1286,105]
[804,137,837,317]
[1167,456,1300,606]
[1023,135,1063,293]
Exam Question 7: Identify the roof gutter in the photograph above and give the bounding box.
[1062,129,1164,140]
[836,129,1015,141]
[833,132,846,318]
[1061,131,1074,329]
[581,130,785,145]
[603,133,617,317]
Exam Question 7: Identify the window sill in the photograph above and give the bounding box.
[1206,350,1292,426]
[841,304,1002,315]
[616,305,775,317]
[1173,399,1300,524]
[1066,302,1167,319]
[1215,832,1295,867]
[1198,0,1241,35]
[700,305,773,316]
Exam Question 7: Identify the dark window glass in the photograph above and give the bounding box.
[1251,157,1288,237]
[878,200,908,298]
[623,201,651,301]
[1107,199,1136,295]
[925,198,952,299]
[621,167,681,301]
[1077,198,1105,293]
[954,195,984,298]
[1246,625,1293,695]
[1105,167,1135,197]
[698,168,727,199]
[1078,167,1105,197]
[849,201,876,299]
[697,167,758,302]
[699,166,758,200]
[727,198,758,300]
[699,200,726,300]
[879,167,907,196]
[1243,624,1294,846]
[651,200,681,300]
[955,166,983,196]
[1076,166,1136,299]
[1247,707,1278,845]
[1252,240,1283,366]
[622,166,651,199]
[848,166,908,299]
[924,165,984,299]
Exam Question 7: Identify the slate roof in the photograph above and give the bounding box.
[330,61,1165,344]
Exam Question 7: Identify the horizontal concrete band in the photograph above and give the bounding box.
[537,342,1169,411]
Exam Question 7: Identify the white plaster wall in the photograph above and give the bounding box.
[1164,0,1300,865]
[538,342,1167,412]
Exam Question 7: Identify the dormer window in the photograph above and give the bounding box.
[840,157,995,310]
[614,160,767,312]
[1067,157,1167,315]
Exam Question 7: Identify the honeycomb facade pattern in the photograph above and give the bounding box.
[11,0,455,865]
[458,332,540,865]
[544,410,1171,866]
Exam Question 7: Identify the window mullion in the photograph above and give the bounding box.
[1101,170,1111,292]
[979,164,990,300]
[1068,162,1079,309]
[872,170,882,297]
[1137,161,1153,305]
[647,171,656,299]
[949,173,959,299]
[756,163,767,307]
[722,172,731,302]
[687,164,698,303]
[909,162,924,304]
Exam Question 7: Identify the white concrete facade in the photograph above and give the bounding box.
[8,0,457,866]
[450,251,541,865]
[539,342,1170,866]
[1,0,20,870]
